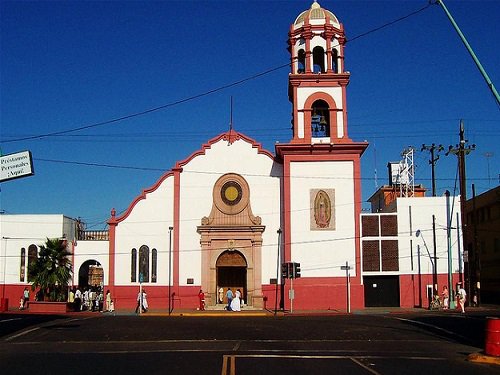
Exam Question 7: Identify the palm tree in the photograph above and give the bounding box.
[28,238,73,302]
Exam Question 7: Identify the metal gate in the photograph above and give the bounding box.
[364,275,400,307]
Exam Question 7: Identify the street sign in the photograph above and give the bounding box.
[0,150,34,182]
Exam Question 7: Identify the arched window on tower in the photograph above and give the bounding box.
[131,248,137,282]
[332,48,339,73]
[311,100,330,137]
[312,46,325,73]
[139,245,149,283]
[297,49,306,73]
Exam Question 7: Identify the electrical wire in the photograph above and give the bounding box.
[1,2,434,145]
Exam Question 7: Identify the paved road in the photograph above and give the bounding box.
[1,310,499,374]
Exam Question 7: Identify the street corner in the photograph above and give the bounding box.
[467,352,500,366]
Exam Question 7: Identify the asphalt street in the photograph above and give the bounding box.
[1,309,499,374]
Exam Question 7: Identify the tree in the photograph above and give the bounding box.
[28,238,73,302]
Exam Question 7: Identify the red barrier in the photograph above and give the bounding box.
[0,298,8,312]
[485,317,500,357]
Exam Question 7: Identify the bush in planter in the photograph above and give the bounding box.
[28,238,73,302]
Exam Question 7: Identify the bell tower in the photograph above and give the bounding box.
[288,0,350,144]
[276,1,368,310]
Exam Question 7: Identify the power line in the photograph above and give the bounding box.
[1,3,434,145]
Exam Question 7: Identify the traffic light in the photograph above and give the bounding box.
[288,262,294,279]
[294,262,301,278]
[281,262,289,279]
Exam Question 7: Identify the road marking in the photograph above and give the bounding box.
[232,341,241,351]
[351,357,381,375]
[392,317,469,342]
[219,354,446,374]
[4,327,40,342]
[0,318,22,323]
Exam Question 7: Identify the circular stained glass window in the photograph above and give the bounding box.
[221,181,242,206]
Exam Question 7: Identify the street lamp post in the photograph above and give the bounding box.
[168,226,173,315]
[275,228,281,315]
[445,191,455,309]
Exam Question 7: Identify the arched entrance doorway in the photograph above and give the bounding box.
[78,260,103,288]
[216,250,247,305]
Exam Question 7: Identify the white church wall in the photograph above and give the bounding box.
[178,138,281,286]
[290,160,356,277]
[0,214,73,285]
[396,196,463,277]
[114,176,174,286]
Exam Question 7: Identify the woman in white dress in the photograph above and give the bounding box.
[230,289,241,312]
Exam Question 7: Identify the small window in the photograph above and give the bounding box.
[27,244,37,283]
[332,48,338,73]
[312,46,325,73]
[20,247,26,282]
[297,49,305,73]
[139,245,149,283]
[131,248,137,282]
[151,248,157,283]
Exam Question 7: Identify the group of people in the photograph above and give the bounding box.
[438,282,467,313]
[225,288,242,312]
[68,286,114,312]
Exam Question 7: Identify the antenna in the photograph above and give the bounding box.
[229,96,233,131]
[484,152,494,187]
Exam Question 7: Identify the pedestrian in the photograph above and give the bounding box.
[198,289,205,311]
[441,285,449,310]
[74,287,82,311]
[230,289,241,312]
[135,289,148,313]
[225,288,234,311]
[106,289,112,312]
[457,283,466,313]
[218,287,224,304]
[22,287,30,309]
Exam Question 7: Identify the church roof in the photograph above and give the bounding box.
[294,1,340,28]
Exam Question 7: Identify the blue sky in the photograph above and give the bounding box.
[1,0,499,230]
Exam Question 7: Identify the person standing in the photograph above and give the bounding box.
[22,287,30,309]
[106,290,112,312]
[135,289,148,313]
[457,283,467,313]
[226,288,234,311]
[441,285,449,310]
[74,287,82,311]
[230,289,241,312]
[198,289,205,311]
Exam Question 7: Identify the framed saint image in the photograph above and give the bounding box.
[310,189,335,230]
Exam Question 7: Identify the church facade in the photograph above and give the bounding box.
[0,2,464,312]
[104,1,368,310]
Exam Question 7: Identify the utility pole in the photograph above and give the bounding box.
[432,215,438,294]
[472,184,480,306]
[421,144,444,196]
[446,119,475,303]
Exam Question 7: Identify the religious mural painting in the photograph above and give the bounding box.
[310,189,335,230]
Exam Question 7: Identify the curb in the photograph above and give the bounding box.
[467,352,500,366]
